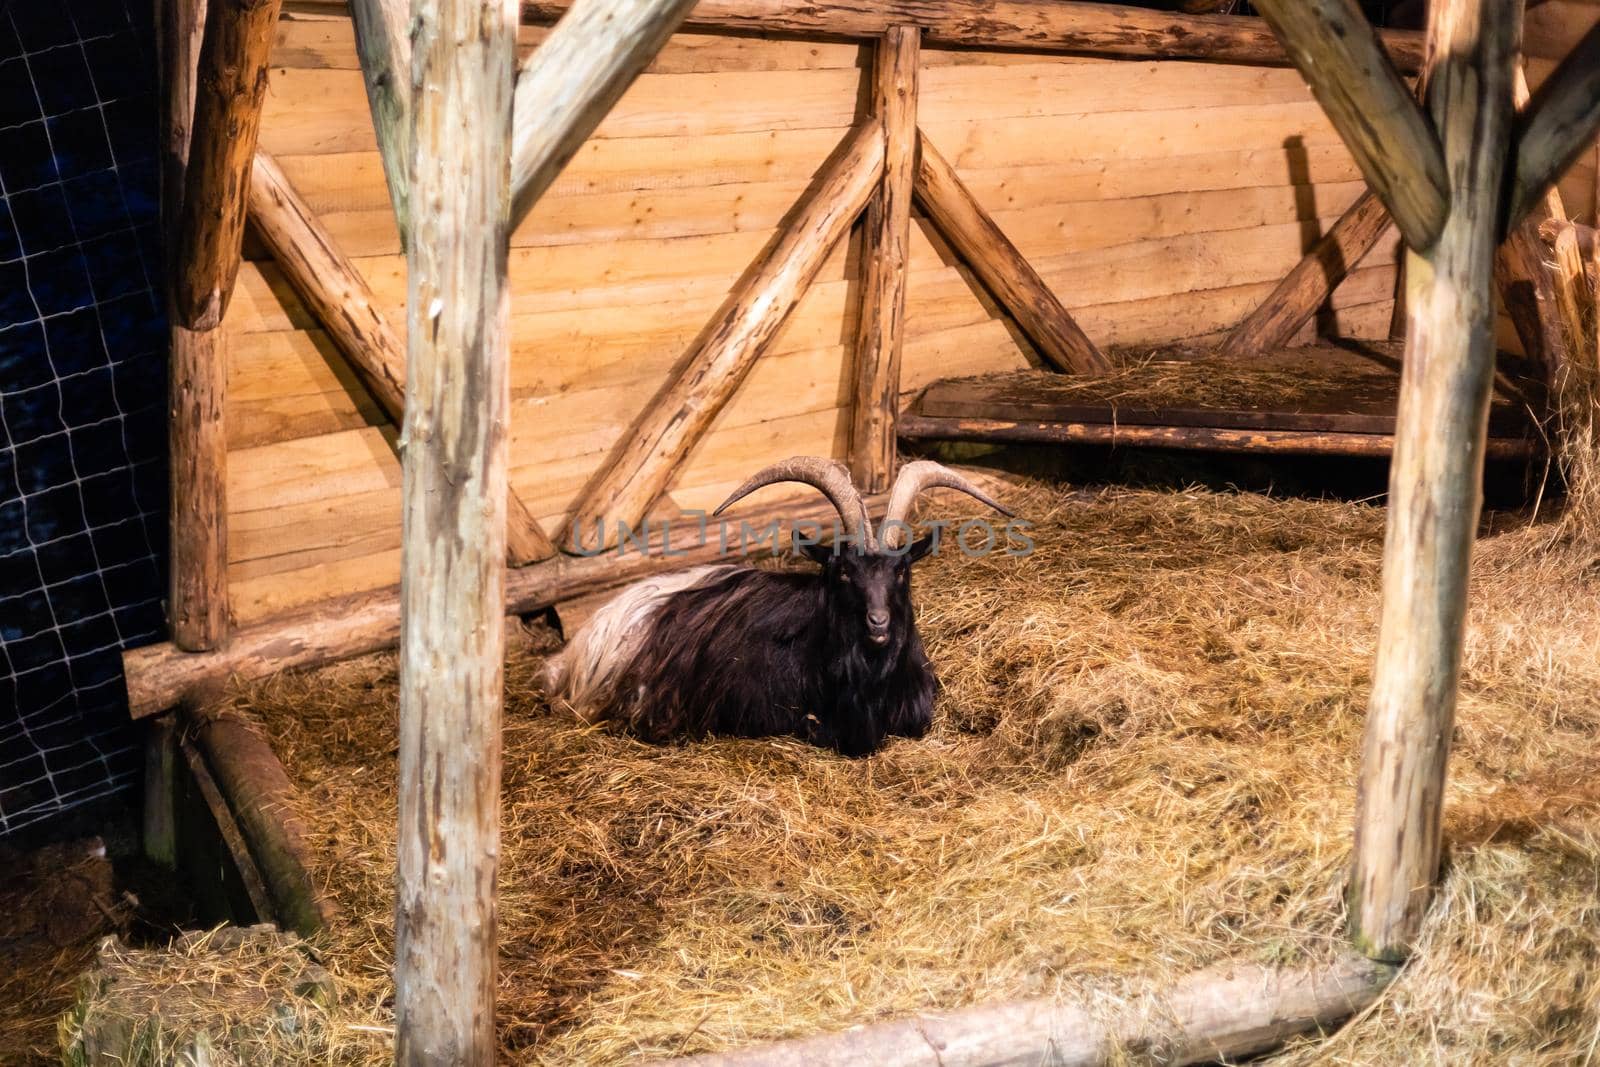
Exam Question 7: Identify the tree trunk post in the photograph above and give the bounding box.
[848,26,920,493]
[1349,0,1519,963]
[393,0,517,1059]
[350,0,412,246]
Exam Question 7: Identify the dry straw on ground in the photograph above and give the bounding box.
[152,481,1600,1063]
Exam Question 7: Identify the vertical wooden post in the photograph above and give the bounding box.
[160,0,229,652]
[393,0,516,1059]
[847,26,920,494]
[142,715,179,867]
[1349,0,1519,963]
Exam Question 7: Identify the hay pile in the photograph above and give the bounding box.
[234,480,1600,1065]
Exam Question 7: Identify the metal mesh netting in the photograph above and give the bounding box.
[0,0,166,834]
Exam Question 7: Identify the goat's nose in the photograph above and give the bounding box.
[868,611,889,628]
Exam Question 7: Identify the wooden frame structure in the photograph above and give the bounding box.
[136,0,1600,1059]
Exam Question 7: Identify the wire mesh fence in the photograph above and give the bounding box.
[0,0,166,835]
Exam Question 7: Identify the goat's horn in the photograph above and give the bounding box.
[713,456,875,549]
[881,461,1014,548]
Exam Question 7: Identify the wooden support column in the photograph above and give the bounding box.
[509,0,697,226]
[1507,23,1600,231]
[914,132,1109,375]
[174,0,284,329]
[160,0,228,652]
[350,0,411,245]
[246,150,556,565]
[848,26,920,494]
[1253,0,1449,252]
[393,0,516,1058]
[142,715,179,867]
[1349,0,1519,963]
[568,121,885,551]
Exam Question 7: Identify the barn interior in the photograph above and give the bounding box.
[6,0,1600,1063]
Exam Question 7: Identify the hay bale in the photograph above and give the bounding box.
[59,925,334,1066]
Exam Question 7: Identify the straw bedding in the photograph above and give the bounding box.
[217,480,1600,1064]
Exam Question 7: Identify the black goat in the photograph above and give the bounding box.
[544,458,1011,756]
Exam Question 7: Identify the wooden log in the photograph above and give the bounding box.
[513,0,1427,70]
[156,0,206,247]
[122,493,880,718]
[898,412,1537,460]
[847,26,920,494]
[175,0,285,330]
[1349,0,1519,963]
[180,734,278,924]
[1251,0,1447,252]
[185,695,334,938]
[142,716,179,868]
[349,0,411,244]
[509,0,697,227]
[914,131,1110,375]
[169,325,230,650]
[567,120,884,552]
[245,149,556,565]
[1508,22,1600,232]
[394,0,517,1056]
[1220,190,1395,357]
[652,955,1395,1067]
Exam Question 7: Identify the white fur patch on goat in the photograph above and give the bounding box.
[545,565,736,720]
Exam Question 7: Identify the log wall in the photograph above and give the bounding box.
[225,8,1405,624]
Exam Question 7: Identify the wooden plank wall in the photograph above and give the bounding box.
[225,9,1402,625]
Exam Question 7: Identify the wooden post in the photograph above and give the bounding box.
[142,715,179,867]
[568,121,885,551]
[160,0,228,652]
[1349,0,1519,963]
[174,0,284,330]
[246,150,556,565]
[848,26,920,494]
[508,0,697,227]
[1506,22,1600,231]
[1219,191,1395,357]
[1252,0,1448,252]
[914,131,1110,375]
[350,0,412,245]
[394,0,516,1059]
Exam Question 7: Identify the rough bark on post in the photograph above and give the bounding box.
[246,150,556,565]
[1349,0,1519,963]
[393,0,517,1058]
[1506,22,1600,231]
[914,131,1109,375]
[174,0,284,330]
[350,0,412,245]
[568,121,885,552]
[1220,191,1395,357]
[1252,0,1448,252]
[848,26,920,494]
[161,0,228,651]
[509,0,697,227]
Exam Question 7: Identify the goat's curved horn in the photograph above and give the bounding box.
[881,461,1014,548]
[713,456,875,549]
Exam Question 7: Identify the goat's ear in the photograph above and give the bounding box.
[798,541,834,567]
[905,535,936,564]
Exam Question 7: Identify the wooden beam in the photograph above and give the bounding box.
[350,0,411,246]
[898,412,1537,460]
[394,0,517,1057]
[509,0,697,227]
[174,0,284,329]
[1508,22,1600,231]
[914,131,1110,375]
[513,0,1427,70]
[142,716,179,868]
[1219,190,1395,357]
[568,120,884,551]
[160,0,228,652]
[122,493,881,718]
[246,149,557,565]
[847,26,921,494]
[1252,0,1449,251]
[651,955,1395,1067]
[1349,0,1520,963]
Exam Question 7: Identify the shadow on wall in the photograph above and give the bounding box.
[0,0,167,835]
